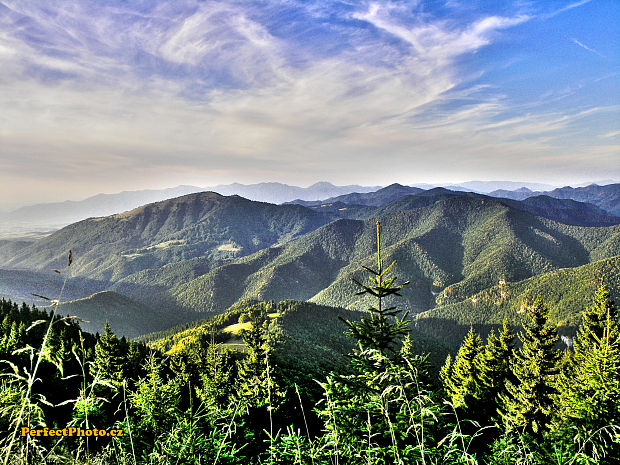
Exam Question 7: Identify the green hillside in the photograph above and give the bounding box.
[415,255,620,347]
[147,299,451,375]
[2,192,334,281]
[169,197,620,315]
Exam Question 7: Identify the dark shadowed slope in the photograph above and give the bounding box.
[52,291,199,338]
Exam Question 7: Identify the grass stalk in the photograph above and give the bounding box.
[3,266,69,465]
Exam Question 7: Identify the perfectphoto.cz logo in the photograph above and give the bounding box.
[21,427,123,438]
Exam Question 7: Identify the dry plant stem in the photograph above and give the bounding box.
[213,400,242,465]
[267,358,273,465]
[295,383,315,465]
[3,274,68,465]
[325,391,339,465]
[568,425,620,465]
[123,380,137,465]
[366,411,372,465]
[380,393,401,465]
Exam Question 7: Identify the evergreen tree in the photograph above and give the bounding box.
[93,323,125,387]
[234,304,272,408]
[318,221,444,464]
[400,334,433,388]
[439,353,452,390]
[500,296,560,437]
[197,342,236,412]
[556,285,620,437]
[477,319,515,423]
[5,321,19,353]
[129,353,180,451]
[441,326,484,411]
[344,220,409,355]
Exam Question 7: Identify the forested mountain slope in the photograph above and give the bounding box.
[2,192,335,281]
[2,190,619,338]
[163,196,620,314]
[415,255,620,347]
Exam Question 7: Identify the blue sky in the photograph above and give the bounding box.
[0,0,618,208]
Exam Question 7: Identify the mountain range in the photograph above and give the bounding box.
[488,183,620,216]
[4,181,616,241]
[0,182,380,238]
[0,182,618,341]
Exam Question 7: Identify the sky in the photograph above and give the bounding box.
[0,0,618,210]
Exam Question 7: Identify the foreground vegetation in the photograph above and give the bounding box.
[1,230,619,464]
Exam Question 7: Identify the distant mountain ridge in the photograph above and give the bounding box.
[290,186,620,227]
[446,180,556,193]
[288,183,425,207]
[489,183,620,216]
[1,192,337,282]
[4,185,205,228]
[208,181,382,204]
[0,182,381,239]
[5,181,615,240]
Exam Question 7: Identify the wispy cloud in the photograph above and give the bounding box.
[571,38,605,58]
[0,0,617,208]
[542,0,594,19]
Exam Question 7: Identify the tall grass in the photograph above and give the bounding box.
[1,251,73,464]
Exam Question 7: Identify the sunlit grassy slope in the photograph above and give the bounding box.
[415,255,620,347]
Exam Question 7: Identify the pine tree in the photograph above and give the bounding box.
[440,353,452,385]
[130,353,180,445]
[556,285,620,436]
[198,342,236,412]
[318,221,444,464]
[93,322,125,387]
[234,304,272,408]
[5,321,19,352]
[500,296,560,437]
[344,220,409,355]
[400,334,432,388]
[442,326,484,411]
[477,319,515,422]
